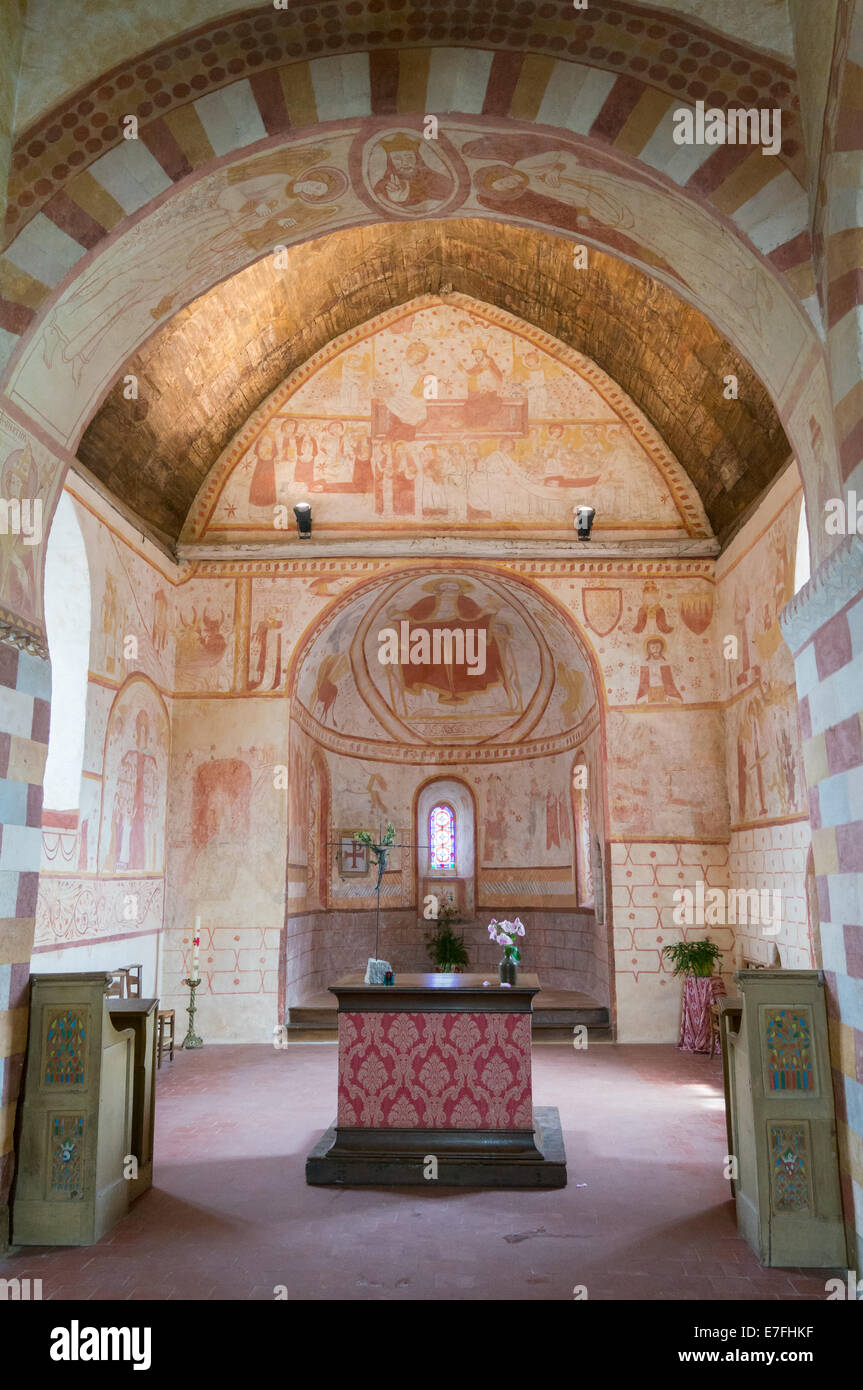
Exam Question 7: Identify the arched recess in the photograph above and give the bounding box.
[285,559,614,1003]
[415,776,478,921]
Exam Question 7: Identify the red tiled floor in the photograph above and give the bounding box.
[0,1042,842,1300]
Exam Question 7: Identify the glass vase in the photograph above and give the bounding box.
[499,949,518,986]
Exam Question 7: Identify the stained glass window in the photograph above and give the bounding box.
[429,804,456,872]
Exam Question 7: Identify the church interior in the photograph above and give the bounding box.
[1,0,863,1313]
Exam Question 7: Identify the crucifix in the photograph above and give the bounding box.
[327,821,429,967]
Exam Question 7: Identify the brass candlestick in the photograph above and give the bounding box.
[181,976,204,1049]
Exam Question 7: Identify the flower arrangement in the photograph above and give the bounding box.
[488,917,526,963]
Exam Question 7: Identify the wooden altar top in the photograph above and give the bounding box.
[329,972,540,1013]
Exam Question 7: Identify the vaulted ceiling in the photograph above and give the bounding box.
[78,218,790,548]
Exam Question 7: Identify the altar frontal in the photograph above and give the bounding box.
[306,973,566,1188]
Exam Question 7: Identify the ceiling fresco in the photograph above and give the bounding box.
[78,220,789,547]
[186,296,710,544]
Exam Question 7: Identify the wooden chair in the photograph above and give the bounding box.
[107,970,128,999]
[709,957,770,1057]
[708,1001,721,1056]
[157,1009,175,1068]
[125,964,143,998]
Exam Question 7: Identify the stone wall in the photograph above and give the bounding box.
[782,531,863,1267]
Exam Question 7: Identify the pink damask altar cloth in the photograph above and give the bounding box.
[338,1009,533,1129]
[678,975,727,1054]
[306,973,566,1187]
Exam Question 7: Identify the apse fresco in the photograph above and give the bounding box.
[193,299,708,540]
[293,570,596,752]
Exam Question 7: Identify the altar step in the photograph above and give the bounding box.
[286,988,612,1043]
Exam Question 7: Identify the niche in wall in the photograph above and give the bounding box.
[416,778,476,920]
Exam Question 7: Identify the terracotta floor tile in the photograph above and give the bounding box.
[0,1043,845,1301]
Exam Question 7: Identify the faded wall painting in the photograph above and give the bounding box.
[77,494,175,693]
[292,568,597,758]
[190,298,709,542]
[35,487,173,964]
[98,679,169,874]
[0,408,64,638]
[718,477,809,827]
[173,580,236,693]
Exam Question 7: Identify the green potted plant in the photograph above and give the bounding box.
[663,938,725,1054]
[425,899,469,974]
[662,939,723,977]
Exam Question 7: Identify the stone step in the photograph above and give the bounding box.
[286,992,611,1039]
[286,1006,337,1029]
[532,1007,609,1028]
[533,1025,615,1045]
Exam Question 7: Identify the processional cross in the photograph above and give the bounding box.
[326,821,429,964]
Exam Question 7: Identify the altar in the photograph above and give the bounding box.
[306,972,566,1187]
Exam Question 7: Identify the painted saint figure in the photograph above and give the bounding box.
[390,579,505,705]
[372,133,453,210]
[248,608,283,691]
[464,341,505,429]
[636,638,683,704]
[248,433,277,508]
[632,580,674,634]
[108,711,159,871]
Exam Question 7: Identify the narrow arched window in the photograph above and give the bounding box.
[429,803,456,872]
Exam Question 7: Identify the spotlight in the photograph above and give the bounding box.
[293,502,312,538]
[575,505,595,541]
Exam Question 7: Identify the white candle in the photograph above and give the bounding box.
[193,916,200,979]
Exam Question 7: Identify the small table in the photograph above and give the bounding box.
[306,972,566,1187]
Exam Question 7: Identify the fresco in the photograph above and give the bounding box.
[77,499,175,693]
[194,299,706,541]
[0,409,65,639]
[173,581,236,693]
[35,487,174,973]
[292,569,597,753]
[30,469,814,1042]
[535,570,719,710]
[4,120,818,552]
[98,679,169,875]
[717,479,808,827]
